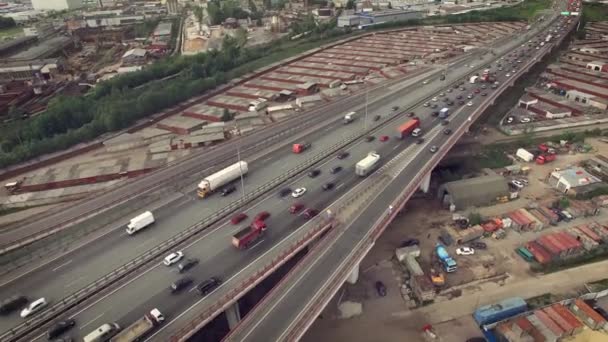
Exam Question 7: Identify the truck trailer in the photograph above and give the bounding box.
[435,244,457,273]
[126,211,155,235]
[536,154,556,164]
[355,152,381,177]
[110,309,164,342]
[232,220,267,249]
[469,76,479,84]
[516,148,535,162]
[396,118,420,139]
[439,108,449,119]
[197,161,249,198]
[292,142,311,154]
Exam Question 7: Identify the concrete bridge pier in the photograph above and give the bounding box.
[420,173,431,193]
[226,301,242,329]
[346,262,360,284]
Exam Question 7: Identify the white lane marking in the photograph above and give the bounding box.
[64,276,84,289]
[259,156,273,163]
[392,145,399,150]
[51,260,73,272]
[322,126,333,133]
[248,239,264,250]
[79,312,104,330]
[189,286,198,293]
[336,183,344,190]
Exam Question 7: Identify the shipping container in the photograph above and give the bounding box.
[534,310,565,338]
[455,225,485,244]
[516,246,535,262]
[543,306,575,336]
[537,206,559,225]
[474,297,528,326]
[589,222,608,242]
[536,236,561,256]
[526,241,553,263]
[575,225,602,243]
[519,209,544,231]
[552,304,584,334]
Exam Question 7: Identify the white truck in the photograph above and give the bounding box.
[343,111,356,124]
[439,108,449,119]
[197,161,248,198]
[110,309,164,342]
[545,34,552,42]
[126,211,155,235]
[469,75,479,84]
[516,148,535,162]
[355,152,381,177]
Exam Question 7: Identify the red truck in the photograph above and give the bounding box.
[536,154,556,164]
[292,143,311,154]
[232,220,267,249]
[396,118,420,139]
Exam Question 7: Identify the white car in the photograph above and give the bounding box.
[511,180,525,189]
[163,251,184,266]
[518,178,529,185]
[20,298,47,318]
[467,101,473,107]
[456,247,475,256]
[291,187,307,198]
[520,117,531,123]
[505,73,511,77]
[432,97,438,102]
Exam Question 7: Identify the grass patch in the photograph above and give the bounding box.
[472,148,513,169]
[586,278,608,292]
[583,2,608,21]
[0,26,22,39]
[527,293,563,309]
[0,206,29,217]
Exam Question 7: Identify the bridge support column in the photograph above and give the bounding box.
[226,302,241,329]
[420,173,431,193]
[346,262,360,284]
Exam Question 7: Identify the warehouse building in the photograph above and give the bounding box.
[437,171,510,210]
[548,167,601,195]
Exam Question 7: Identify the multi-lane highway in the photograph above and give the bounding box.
[0,9,571,341]
[224,13,575,342]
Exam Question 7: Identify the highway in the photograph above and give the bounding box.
[0,12,566,341]
[225,13,574,342]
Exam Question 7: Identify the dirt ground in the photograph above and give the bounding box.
[302,138,608,342]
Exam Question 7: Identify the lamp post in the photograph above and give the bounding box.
[234,120,246,199]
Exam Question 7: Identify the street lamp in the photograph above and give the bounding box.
[233,120,246,199]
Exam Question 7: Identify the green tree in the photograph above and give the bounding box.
[558,197,570,209]
[194,6,205,24]
[468,212,482,226]
[234,27,248,47]
[221,109,233,122]
[346,0,355,9]
[0,16,15,29]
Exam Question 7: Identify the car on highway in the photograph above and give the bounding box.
[481,85,487,89]
[467,101,473,107]
[220,185,236,196]
[416,138,424,144]
[469,241,487,250]
[431,111,439,117]
[20,297,47,318]
[467,94,474,99]
[456,247,475,256]
[170,277,193,293]
[365,136,375,142]
[330,166,343,174]
[392,106,399,111]
[491,84,498,89]
[322,182,335,191]
[47,319,76,340]
[308,169,321,178]
[230,213,247,225]
[278,187,292,197]
[399,238,420,247]
[456,95,462,100]
[303,208,319,219]
[506,73,511,77]
[441,120,449,126]
[431,97,438,102]
[375,281,387,297]
[373,115,381,121]
[510,180,525,189]
[481,93,487,97]
[0,295,28,315]
[446,101,454,106]
[443,128,452,135]
[423,102,430,107]
[474,88,481,94]
[291,187,307,198]
[255,211,271,221]
[337,151,349,159]
[178,258,199,273]
[379,135,389,142]
[163,251,184,266]
[520,117,531,123]
[197,277,222,296]
[290,203,304,214]
[407,112,416,117]
[431,104,438,109]
[439,92,445,96]
[458,100,465,105]
[429,146,438,153]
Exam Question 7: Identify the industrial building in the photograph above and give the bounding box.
[337,9,423,27]
[548,167,602,194]
[32,0,85,11]
[437,170,510,210]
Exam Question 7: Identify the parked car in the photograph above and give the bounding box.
[230,213,247,225]
[431,104,438,109]
[337,151,349,159]
[400,239,420,247]
[178,258,199,273]
[520,117,531,123]
[469,241,487,250]
[375,281,387,297]
[481,93,487,97]
[505,116,514,124]
[255,211,271,221]
[510,180,525,189]
[474,88,481,94]
[456,247,475,255]
[291,187,307,198]
[163,251,184,266]
[290,203,304,214]
[308,169,321,178]
[458,100,465,105]
[330,166,343,174]
[47,319,76,340]
[392,106,399,111]
[20,298,48,318]
[431,111,439,117]
[467,101,474,107]
[170,277,193,293]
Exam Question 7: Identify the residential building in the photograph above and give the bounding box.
[32,0,84,10]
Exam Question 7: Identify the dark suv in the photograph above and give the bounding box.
[197,277,222,296]
[308,169,321,178]
[47,319,76,339]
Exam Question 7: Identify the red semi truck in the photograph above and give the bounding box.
[396,118,421,139]
[536,154,556,164]
[232,220,267,249]
[292,143,311,154]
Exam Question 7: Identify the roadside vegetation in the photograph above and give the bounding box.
[531,245,608,274]
[0,0,552,169]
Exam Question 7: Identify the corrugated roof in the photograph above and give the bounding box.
[441,175,509,209]
[534,310,565,337]
[573,299,606,324]
[552,304,583,330]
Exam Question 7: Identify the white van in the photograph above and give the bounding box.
[411,128,422,137]
[84,323,121,342]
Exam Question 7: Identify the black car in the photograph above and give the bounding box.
[365,136,375,142]
[337,151,349,159]
[431,104,438,109]
[0,295,28,315]
[407,112,415,117]
[399,238,420,247]
[481,93,487,97]
[456,95,462,99]
[375,281,387,297]
[178,258,199,273]
[220,185,236,196]
[47,319,76,339]
[416,138,424,144]
[431,111,439,117]
[392,106,399,111]
[458,100,465,105]
[443,128,452,135]
[469,241,487,250]
[322,182,335,191]
[441,120,449,126]
[491,84,498,89]
[308,169,321,178]
[170,277,193,293]
[446,101,454,106]
[330,166,343,174]
[278,188,292,197]
[443,97,450,102]
[373,115,381,121]
[197,277,222,296]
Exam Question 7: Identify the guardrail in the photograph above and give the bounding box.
[281,30,569,341]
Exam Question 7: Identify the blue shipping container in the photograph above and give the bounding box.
[473,297,527,326]
[482,328,498,342]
